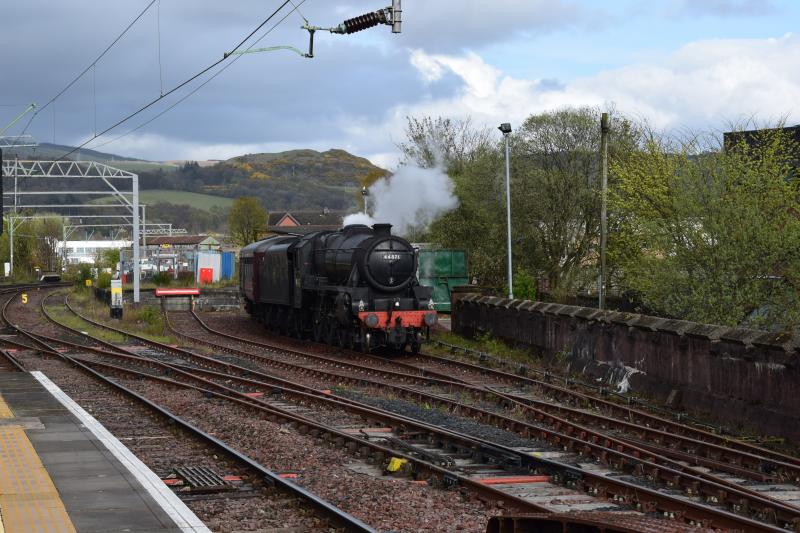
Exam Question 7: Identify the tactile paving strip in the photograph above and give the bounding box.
[0,395,75,533]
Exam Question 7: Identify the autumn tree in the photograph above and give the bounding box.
[228,197,268,246]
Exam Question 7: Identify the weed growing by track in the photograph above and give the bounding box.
[67,287,176,344]
[430,329,541,368]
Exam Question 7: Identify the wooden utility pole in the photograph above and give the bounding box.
[599,113,609,310]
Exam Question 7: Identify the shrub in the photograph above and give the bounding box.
[136,306,162,326]
[96,272,112,289]
[151,272,172,286]
[514,269,537,301]
[79,264,93,282]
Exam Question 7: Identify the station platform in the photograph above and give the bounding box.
[0,370,209,533]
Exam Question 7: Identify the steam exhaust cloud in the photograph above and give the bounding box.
[342,163,458,236]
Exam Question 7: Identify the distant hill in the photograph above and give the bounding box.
[2,142,144,162]
[228,149,380,185]
[2,145,387,231]
[139,148,389,211]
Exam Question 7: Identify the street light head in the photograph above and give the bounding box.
[498,123,512,135]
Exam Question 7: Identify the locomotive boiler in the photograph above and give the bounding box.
[240,223,437,352]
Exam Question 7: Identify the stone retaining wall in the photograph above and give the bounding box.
[453,294,800,441]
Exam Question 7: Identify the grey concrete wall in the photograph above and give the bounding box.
[453,294,800,441]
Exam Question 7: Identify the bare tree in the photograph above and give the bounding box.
[398,116,493,174]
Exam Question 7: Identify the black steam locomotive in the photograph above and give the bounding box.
[239,223,437,352]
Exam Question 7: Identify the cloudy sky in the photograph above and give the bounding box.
[2,0,799,167]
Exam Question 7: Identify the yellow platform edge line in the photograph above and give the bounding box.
[0,395,14,419]
[0,426,75,533]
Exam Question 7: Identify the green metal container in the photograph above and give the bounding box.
[417,249,468,312]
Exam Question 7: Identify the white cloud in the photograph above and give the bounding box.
[392,33,800,136]
[83,33,800,170]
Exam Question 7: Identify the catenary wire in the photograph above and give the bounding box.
[88,0,308,152]
[18,0,158,139]
[55,0,293,161]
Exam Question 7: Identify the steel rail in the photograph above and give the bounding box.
[181,309,798,484]
[157,310,800,527]
[52,299,797,531]
[0,348,27,371]
[415,348,800,469]
[188,308,800,481]
[64,352,787,533]
[1,290,378,533]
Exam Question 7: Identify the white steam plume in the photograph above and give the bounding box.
[342,163,458,236]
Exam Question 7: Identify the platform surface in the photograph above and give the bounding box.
[0,371,204,533]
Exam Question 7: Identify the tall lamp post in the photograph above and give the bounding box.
[499,123,513,299]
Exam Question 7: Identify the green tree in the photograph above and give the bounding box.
[228,197,268,246]
[99,248,121,270]
[610,126,800,328]
[424,107,638,295]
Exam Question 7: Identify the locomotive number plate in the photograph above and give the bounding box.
[383,254,402,261]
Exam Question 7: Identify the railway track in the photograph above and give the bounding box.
[177,308,800,530]
[39,297,799,531]
[201,309,800,474]
[0,287,377,533]
[185,309,800,489]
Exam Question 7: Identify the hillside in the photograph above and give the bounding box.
[139,148,388,211]
[3,146,387,233]
[229,149,380,186]
[2,142,145,162]
[92,190,234,211]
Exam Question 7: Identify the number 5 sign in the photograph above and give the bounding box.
[21,293,28,304]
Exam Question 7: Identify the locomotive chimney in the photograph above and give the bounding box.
[372,223,392,237]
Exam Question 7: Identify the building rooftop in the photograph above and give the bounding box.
[145,235,219,246]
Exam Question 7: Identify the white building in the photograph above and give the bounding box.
[57,240,131,265]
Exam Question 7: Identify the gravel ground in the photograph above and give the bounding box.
[8,292,504,532]
[13,350,329,533]
[114,376,498,532]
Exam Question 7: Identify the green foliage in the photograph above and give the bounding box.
[145,202,228,234]
[93,190,233,211]
[513,269,537,301]
[135,306,162,327]
[151,272,172,286]
[78,264,93,282]
[96,272,112,289]
[610,126,800,328]
[4,216,63,275]
[229,197,268,246]
[99,248,120,270]
[424,107,637,295]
